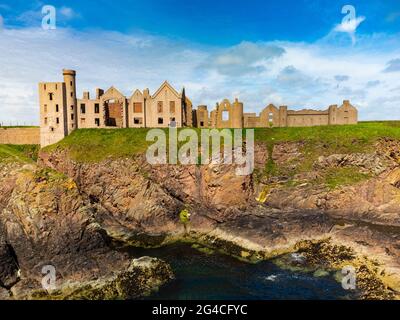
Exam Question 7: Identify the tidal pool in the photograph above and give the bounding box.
[124,243,358,300]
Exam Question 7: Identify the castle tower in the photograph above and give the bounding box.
[279,106,288,127]
[63,69,78,133]
[231,98,244,128]
[328,104,338,125]
[39,80,68,147]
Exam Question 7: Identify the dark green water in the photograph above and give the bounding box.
[125,243,357,300]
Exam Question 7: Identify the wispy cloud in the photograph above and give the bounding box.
[0,23,399,124]
[59,6,80,20]
[383,58,400,73]
[0,4,11,11]
[386,11,400,23]
[334,75,350,82]
[366,80,380,88]
[203,41,285,76]
[14,5,80,27]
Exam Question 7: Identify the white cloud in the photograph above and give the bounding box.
[59,6,79,20]
[334,16,365,33]
[383,58,400,72]
[334,75,350,82]
[333,16,366,45]
[203,41,285,76]
[0,26,400,125]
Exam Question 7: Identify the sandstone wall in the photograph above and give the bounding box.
[0,128,40,145]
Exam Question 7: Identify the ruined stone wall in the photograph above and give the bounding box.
[287,110,330,127]
[0,128,40,145]
[211,99,244,129]
[196,106,209,128]
[77,98,102,129]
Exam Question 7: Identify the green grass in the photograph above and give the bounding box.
[255,122,400,188]
[44,122,400,188]
[254,122,400,153]
[44,128,244,163]
[0,144,39,163]
[44,128,152,162]
[321,167,371,190]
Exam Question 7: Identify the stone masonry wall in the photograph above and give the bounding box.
[0,128,40,145]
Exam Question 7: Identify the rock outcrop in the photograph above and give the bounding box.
[11,257,174,300]
[0,162,173,300]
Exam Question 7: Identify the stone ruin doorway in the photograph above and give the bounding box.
[104,99,124,128]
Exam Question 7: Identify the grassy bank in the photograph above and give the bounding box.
[43,122,400,188]
[46,122,400,161]
[255,122,400,153]
[44,128,152,162]
[255,122,400,184]
[0,145,39,163]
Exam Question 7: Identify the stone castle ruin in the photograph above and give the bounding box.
[39,70,358,147]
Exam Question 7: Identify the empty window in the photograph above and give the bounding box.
[48,93,54,101]
[50,127,54,132]
[55,84,58,90]
[158,117,164,124]
[169,101,175,113]
[71,105,74,110]
[95,104,100,114]
[81,118,85,125]
[222,111,229,121]
[133,103,143,113]
[157,101,163,113]
[269,112,273,123]
[44,117,48,125]
[134,117,143,125]
[71,114,74,120]
[200,121,204,127]
[70,92,73,97]
[95,118,100,126]
[56,104,59,112]
[80,104,86,114]
[44,84,46,91]
[70,81,73,87]
[56,117,59,124]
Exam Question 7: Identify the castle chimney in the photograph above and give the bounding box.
[96,88,104,100]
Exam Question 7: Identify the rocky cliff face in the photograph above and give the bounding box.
[0,162,173,299]
[1,138,400,299]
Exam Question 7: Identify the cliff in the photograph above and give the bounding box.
[1,122,400,299]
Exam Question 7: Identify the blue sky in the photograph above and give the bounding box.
[0,0,400,124]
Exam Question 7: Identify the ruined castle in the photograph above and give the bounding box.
[39,70,358,147]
